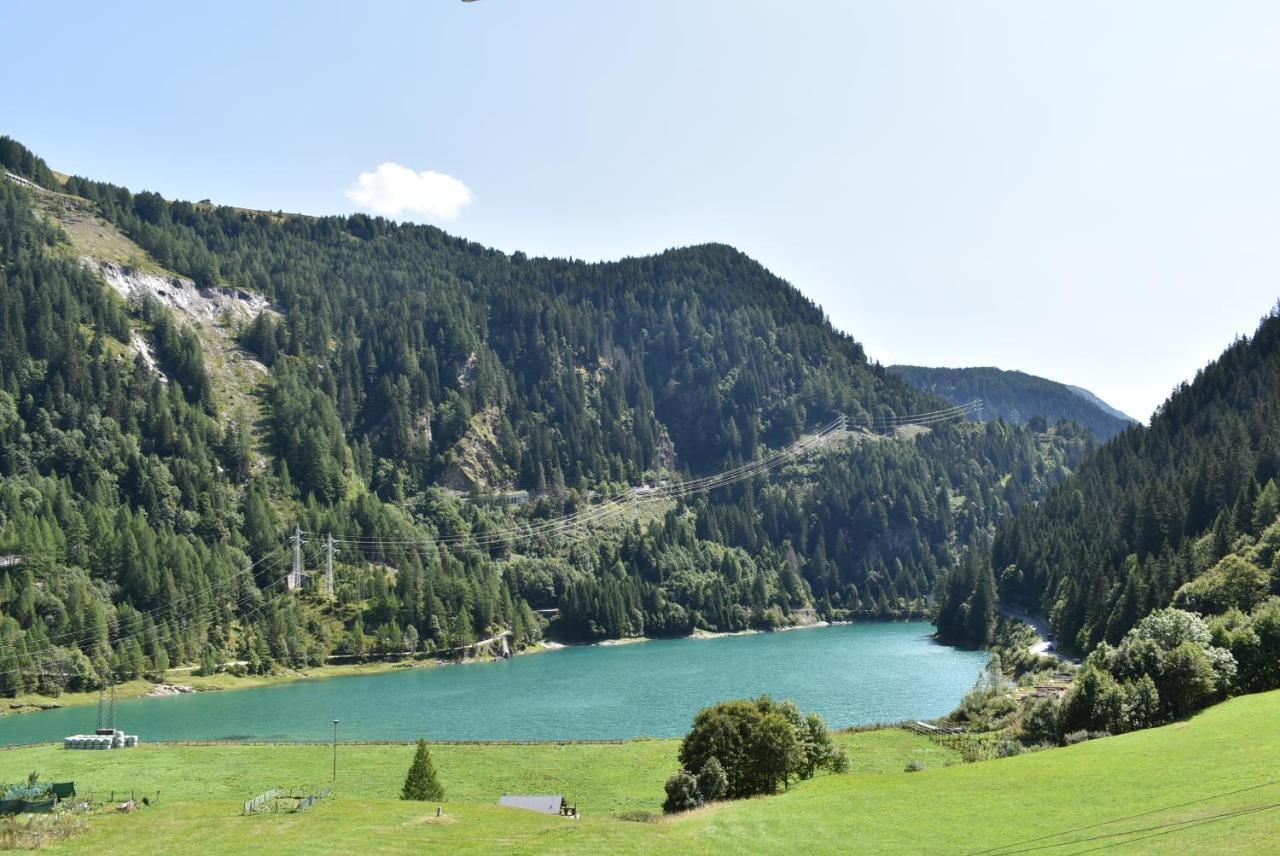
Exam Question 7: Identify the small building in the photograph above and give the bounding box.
[499,794,576,817]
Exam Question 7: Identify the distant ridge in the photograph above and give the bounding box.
[887,365,1137,441]
[1063,383,1139,425]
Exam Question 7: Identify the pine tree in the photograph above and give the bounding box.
[401,738,444,801]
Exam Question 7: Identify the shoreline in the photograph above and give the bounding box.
[1,617,934,719]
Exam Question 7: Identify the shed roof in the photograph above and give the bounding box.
[499,794,564,814]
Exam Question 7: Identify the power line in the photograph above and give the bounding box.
[0,542,290,656]
[323,419,845,551]
[322,402,980,554]
[1,545,299,677]
[0,547,307,681]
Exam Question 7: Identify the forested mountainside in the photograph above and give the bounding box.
[888,365,1137,441]
[938,309,1280,651]
[0,137,1091,695]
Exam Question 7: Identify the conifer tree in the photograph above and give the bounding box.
[401,738,444,801]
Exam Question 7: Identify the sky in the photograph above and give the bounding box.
[5,1,1280,422]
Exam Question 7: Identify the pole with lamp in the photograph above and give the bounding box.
[332,719,340,783]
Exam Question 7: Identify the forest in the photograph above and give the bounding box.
[936,305,1280,655]
[888,364,1136,441]
[0,137,1091,696]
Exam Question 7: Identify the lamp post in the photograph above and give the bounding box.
[332,719,340,783]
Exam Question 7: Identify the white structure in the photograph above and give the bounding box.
[64,729,139,750]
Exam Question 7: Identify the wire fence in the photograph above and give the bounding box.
[244,786,332,815]
[922,731,1003,762]
[0,737,650,752]
[73,790,161,808]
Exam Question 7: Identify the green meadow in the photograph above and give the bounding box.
[2,692,1278,854]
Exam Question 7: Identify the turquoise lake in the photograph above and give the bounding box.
[0,622,989,745]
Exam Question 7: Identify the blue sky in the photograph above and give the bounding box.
[5,1,1280,421]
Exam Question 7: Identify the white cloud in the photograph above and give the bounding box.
[345,162,472,220]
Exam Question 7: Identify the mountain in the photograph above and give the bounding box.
[0,137,1093,695]
[936,307,1280,651]
[1063,383,1139,425]
[887,365,1138,441]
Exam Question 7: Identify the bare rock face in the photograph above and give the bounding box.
[147,683,196,697]
[88,259,273,326]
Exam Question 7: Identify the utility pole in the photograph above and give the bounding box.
[289,525,304,591]
[325,533,335,600]
[332,719,340,782]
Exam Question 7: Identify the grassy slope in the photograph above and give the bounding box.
[2,692,1277,854]
[24,184,270,442]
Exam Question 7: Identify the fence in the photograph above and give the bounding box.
[296,788,332,812]
[921,731,1003,762]
[2,737,645,753]
[74,790,160,808]
[243,789,283,815]
[142,738,639,747]
[244,786,332,815]
[0,799,53,815]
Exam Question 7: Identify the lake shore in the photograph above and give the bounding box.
[0,621,983,745]
[0,618,922,720]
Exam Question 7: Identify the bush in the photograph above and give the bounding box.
[1059,666,1125,734]
[1020,696,1061,745]
[678,696,843,799]
[696,757,728,802]
[1063,729,1091,746]
[662,770,702,814]
[995,739,1023,758]
[904,759,926,773]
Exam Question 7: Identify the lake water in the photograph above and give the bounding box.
[0,622,988,745]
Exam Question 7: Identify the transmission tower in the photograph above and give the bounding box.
[289,525,305,591]
[325,533,335,600]
[96,680,117,734]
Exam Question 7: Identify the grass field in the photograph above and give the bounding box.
[2,692,1277,854]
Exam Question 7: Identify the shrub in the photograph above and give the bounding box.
[1059,665,1126,734]
[1063,729,1091,746]
[662,770,702,814]
[904,759,926,773]
[1120,674,1160,730]
[995,739,1023,758]
[1158,641,1224,718]
[1020,696,1061,745]
[696,757,728,802]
